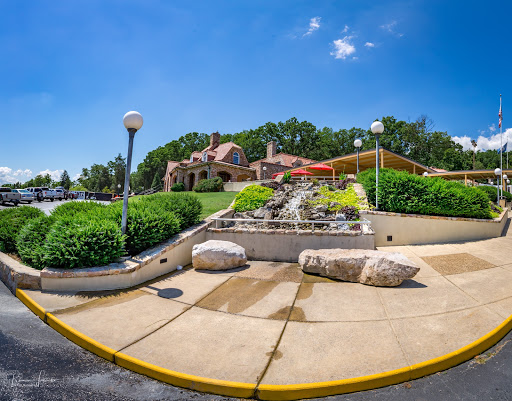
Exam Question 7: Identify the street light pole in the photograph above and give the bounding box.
[263,166,267,180]
[371,121,384,210]
[121,111,143,235]
[495,168,502,205]
[354,139,362,175]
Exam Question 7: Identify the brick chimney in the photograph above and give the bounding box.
[210,132,220,150]
[267,141,277,159]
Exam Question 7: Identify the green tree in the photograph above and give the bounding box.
[151,172,162,189]
[60,170,72,190]
[107,154,126,192]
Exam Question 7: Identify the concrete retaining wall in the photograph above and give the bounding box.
[361,208,509,247]
[207,228,375,262]
[222,180,271,192]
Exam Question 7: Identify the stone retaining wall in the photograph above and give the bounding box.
[0,209,232,293]
[361,208,509,246]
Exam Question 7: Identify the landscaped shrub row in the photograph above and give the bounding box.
[0,192,203,270]
[357,168,492,219]
[171,182,185,192]
[475,184,512,203]
[193,177,223,193]
[233,185,274,212]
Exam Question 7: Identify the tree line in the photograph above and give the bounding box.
[4,116,510,192]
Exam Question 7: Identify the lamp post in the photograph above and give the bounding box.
[354,139,362,174]
[504,175,509,194]
[423,172,428,177]
[371,121,384,210]
[117,183,121,196]
[263,166,267,180]
[495,168,502,205]
[121,111,143,235]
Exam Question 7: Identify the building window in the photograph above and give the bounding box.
[190,155,194,162]
[233,152,240,165]
[202,152,207,162]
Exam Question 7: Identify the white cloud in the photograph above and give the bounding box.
[73,173,82,181]
[0,167,33,185]
[341,25,349,33]
[303,17,321,37]
[452,128,512,151]
[380,21,404,37]
[489,124,496,132]
[38,169,64,181]
[364,42,375,48]
[330,36,356,60]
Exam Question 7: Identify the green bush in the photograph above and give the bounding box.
[476,185,512,203]
[193,177,223,193]
[136,192,202,229]
[171,182,185,192]
[41,216,125,269]
[16,215,54,269]
[233,185,274,212]
[357,168,492,219]
[50,201,107,219]
[282,171,291,184]
[0,207,45,253]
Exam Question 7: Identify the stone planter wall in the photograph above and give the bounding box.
[0,209,233,293]
[361,208,509,246]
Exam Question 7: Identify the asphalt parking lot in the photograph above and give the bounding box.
[0,199,109,215]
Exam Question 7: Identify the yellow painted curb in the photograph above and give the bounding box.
[16,289,46,321]
[46,313,116,362]
[115,352,256,398]
[13,287,512,400]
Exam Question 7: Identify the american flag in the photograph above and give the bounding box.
[499,98,503,128]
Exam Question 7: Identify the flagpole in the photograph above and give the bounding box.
[500,94,503,198]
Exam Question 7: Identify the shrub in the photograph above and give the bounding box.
[312,178,319,186]
[336,178,356,191]
[233,185,274,212]
[326,185,336,191]
[260,181,282,191]
[171,182,185,192]
[340,205,359,221]
[475,185,512,203]
[0,207,45,253]
[357,168,492,219]
[309,186,361,212]
[41,217,125,269]
[51,201,107,219]
[193,177,223,193]
[338,172,347,180]
[16,215,55,269]
[282,171,291,184]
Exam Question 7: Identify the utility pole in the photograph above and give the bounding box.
[471,140,477,170]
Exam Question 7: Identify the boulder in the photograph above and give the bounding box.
[298,249,419,287]
[192,240,247,270]
[253,207,272,219]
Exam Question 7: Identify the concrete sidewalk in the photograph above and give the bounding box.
[21,231,512,389]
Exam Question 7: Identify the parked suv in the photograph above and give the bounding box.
[54,188,65,201]
[26,187,56,202]
[12,189,34,204]
[0,187,21,206]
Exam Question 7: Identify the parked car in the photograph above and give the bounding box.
[12,189,34,204]
[0,187,22,206]
[26,187,56,202]
[53,189,65,201]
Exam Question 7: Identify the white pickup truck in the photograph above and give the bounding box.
[26,187,56,202]
[0,187,22,206]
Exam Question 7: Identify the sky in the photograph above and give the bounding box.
[1,0,512,185]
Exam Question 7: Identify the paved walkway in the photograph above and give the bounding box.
[22,226,512,389]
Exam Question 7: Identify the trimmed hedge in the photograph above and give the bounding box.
[476,185,512,203]
[171,182,185,192]
[41,216,125,269]
[16,215,54,269]
[357,168,492,219]
[193,177,223,193]
[50,201,107,219]
[233,185,274,212]
[0,207,45,253]
[135,193,202,229]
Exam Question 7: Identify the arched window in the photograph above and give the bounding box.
[202,152,207,162]
[233,152,240,165]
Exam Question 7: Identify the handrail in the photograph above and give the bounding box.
[211,217,371,231]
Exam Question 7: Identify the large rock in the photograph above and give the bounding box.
[192,240,247,270]
[298,249,419,287]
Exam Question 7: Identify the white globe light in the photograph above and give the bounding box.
[503,174,508,180]
[354,139,362,148]
[371,121,384,135]
[508,179,510,184]
[495,168,502,176]
[423,172,428,177]
[263,166,267,171]
[123,111,143,131]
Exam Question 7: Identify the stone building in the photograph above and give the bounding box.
[163,132,257,191]
[250,141,317,180]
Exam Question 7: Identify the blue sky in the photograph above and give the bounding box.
[1,0,511,184]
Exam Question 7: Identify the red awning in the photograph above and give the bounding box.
[308,163,334,171]
[291,169,314,176]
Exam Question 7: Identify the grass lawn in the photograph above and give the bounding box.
[190,191,238,220]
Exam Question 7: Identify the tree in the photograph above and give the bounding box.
[151,172,162,189]
[107,154,126,192]
[60,170,72,190]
